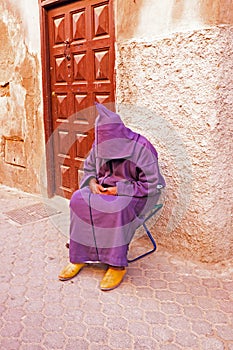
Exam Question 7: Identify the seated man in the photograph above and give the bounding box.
[59,103,165,291]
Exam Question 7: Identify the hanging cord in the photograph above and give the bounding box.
[88,191,99,260]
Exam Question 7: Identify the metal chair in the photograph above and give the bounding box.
[128,203,163,263]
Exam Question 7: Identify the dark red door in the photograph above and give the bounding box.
[47,0,115,198]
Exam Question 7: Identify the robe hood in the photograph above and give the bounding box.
[94,103,138,159]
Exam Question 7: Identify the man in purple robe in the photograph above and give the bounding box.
[59,103,165,290]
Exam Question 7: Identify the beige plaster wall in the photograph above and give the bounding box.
[115,1,233,263]
[116,0,233,40]
[0,0,46,194]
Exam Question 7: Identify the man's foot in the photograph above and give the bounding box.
[100,267,126,291]
[58,262,86,281]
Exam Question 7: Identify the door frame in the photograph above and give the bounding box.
[39,0,116,197]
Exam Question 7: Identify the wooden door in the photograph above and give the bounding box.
[46,0,115,198]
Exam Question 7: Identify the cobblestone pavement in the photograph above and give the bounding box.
[0,185,233,350]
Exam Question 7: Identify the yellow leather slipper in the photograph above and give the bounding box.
[100,267,126,291]
[58,262,86,281]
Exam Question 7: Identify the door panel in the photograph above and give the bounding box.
[47,0,115,198]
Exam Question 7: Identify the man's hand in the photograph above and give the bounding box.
[89,179,117,195]
[89,178,104,194]
[101,186,117,196]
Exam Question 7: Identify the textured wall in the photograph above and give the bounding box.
[0,1,46,194]
[116,26,233,263]
[116,0,233,40]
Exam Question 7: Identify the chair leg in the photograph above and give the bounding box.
[127,203,162,263]
[128,223,157,263]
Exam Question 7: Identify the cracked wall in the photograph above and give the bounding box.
[0,0,46,194]
[115,0,233,263]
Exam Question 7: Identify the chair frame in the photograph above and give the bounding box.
[128,204,163,263]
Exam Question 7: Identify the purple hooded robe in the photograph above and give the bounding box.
[69,103,165,266]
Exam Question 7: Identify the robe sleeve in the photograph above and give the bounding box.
[116,159,161,197]
[116,140,164,198]
[80,147,97,188]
